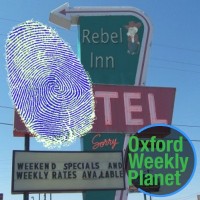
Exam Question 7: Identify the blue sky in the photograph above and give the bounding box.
[1,0,200,200]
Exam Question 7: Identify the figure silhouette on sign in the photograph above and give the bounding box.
[125,21,142,55]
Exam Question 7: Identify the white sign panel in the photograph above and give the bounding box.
[12,151,125,193]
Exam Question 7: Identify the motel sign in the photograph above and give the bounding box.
[9,3,176,200]
[92,85,175,133]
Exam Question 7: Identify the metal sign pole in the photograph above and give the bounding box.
[23,134,30,200]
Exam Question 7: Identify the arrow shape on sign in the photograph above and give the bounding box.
[49,3,153,86]
[49,3,150,29]
[59,9,68,16]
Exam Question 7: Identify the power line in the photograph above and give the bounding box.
[1,116,200,128]
[174,124,200,128]
[1,105,200,129]
[1,120,200,131]
[150,65,200,74]
[151,57,200,67]
[0,105,13,109]
[153,43,200,53]
[0,122,13,126]
[0,121,200,142]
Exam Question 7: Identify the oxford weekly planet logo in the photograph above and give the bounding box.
[126,124,196,197]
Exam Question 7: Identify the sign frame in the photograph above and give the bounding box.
[12,151,125,193]
[49,4,153,86]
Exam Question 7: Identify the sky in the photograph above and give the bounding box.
[0,0,200,200]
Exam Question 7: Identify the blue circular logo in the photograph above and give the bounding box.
[127,124,196,197]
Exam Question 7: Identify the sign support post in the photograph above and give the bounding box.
[49,3,153,200]
[23,134,30,200]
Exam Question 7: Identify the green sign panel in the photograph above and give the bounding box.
[82,133,125,199]
[79,15,146,85]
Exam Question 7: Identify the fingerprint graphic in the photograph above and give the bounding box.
[5,20,95,148]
